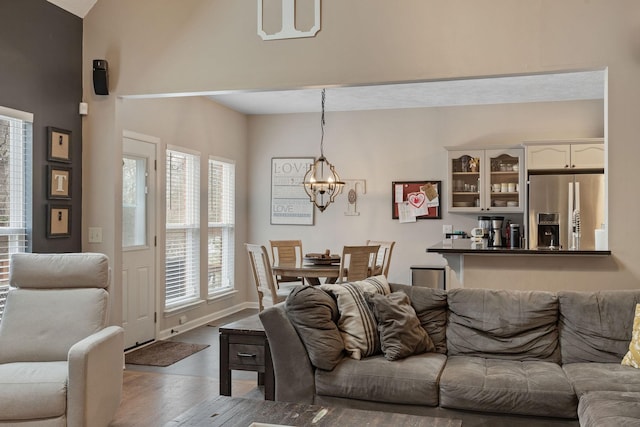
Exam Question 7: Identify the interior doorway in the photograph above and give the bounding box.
[122,131,158,350]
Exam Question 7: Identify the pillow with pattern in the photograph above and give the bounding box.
[320,275,390,359]
[622,303,640,368]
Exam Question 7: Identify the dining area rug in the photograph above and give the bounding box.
[125,341,209,367]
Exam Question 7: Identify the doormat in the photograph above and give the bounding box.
[125,341,209,367]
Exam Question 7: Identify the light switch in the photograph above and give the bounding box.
[88,227,102,243]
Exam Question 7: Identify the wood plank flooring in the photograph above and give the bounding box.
[111,309,262,426]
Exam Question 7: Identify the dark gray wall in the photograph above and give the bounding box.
[0,0,82,252]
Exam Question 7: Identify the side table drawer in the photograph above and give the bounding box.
[229,343,265,369]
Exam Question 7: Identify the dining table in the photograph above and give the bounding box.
[272,259,341,286]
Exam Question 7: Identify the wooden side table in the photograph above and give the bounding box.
[219,314,275,400]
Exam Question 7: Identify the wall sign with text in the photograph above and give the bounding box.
[271,157,314,225]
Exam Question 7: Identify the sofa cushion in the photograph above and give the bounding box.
[622,304,640,368]
[563,362,640,397]
[364,291,434,361]
[285,285,344,371]
[558,290,640,364]
[0,288,108,363]
[440,355,577,418]
[0,361,67,421]
[446,288,560,362]
[389,283,447,354]
[320,275,390,360]
[315,352,446,406]
[578,391,640,427]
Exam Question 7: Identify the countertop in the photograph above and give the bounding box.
[427,239,611,256]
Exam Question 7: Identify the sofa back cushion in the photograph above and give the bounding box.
[558,290,640,363]
[389,283,448,354]
[285,285,344,371]
[447,288,560,362]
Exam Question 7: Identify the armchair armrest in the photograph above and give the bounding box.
[259,304,316,404]
[67,325,124,427]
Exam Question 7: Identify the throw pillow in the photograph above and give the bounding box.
[365,291,435,361]
[285,285,344,371]
[320,275,390,360]
[622,303,640,368]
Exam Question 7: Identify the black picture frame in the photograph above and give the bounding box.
[47,127,72,163]
[392,180,442,220]
[47,165,71,200]
[47,205,71,238]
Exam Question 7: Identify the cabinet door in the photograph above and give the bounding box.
[526,145,571,170]
[570,143,604,169]
[485,149,523,213]
[448,150,483,212]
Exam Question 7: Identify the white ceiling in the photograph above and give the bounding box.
[208,70,605,115]
[47,0,96,18]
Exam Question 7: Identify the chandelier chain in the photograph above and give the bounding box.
[320,88,325,158]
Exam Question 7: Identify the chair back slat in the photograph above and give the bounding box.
[338,245,380,283]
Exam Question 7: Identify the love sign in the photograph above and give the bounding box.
[407,192,426,208]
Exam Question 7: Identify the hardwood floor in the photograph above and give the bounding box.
[112,309,262,426]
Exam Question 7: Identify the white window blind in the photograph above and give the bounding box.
[165,148,200,308]
[207,157,235,295]
[0,107,32,321]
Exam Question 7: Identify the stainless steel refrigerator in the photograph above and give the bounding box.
[528,172,605,250]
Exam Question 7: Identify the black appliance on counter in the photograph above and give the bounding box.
[537,212,560,249]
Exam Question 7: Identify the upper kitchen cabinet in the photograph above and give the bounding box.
[525,138,604,170]
[448,147,524,213]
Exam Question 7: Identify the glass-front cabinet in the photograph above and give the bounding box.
[448,148,524,213]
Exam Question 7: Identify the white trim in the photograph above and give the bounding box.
[167,144,201,157]
[0,106,33,123]
[123,130,161,144]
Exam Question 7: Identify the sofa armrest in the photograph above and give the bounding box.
[67,325,124,427]
[259,304,316,404]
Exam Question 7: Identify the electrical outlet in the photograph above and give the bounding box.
[442,224,453,234]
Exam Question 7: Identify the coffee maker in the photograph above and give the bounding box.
[489,216,504,247]
[537,213,560,249]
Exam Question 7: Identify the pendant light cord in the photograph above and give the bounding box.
[320,88,325,158]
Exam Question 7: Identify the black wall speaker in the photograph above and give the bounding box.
[92,59,109,95]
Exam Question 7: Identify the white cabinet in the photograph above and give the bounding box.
[526,139,604,170]
[448,148,524,213]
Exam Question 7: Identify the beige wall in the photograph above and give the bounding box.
[82,0,640,325]
[248,100,604,286]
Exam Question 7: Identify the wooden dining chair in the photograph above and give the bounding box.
[246,244,291,312]
[269,240,304,289]
[337,245,380,283]
[366,240,396,277]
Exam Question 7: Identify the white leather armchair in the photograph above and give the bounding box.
[0,253,124,427]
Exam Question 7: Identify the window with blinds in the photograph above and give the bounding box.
[0,107,32,321]
[207,157,235,295]
[165,148,200,308]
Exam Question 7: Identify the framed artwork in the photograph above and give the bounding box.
[47,165,71,199]
[47,205,71,238]
[392,180,442,221]
[270,157,315,225]
[47,127,72,163]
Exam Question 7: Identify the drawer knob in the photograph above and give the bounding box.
[237,352,257,358]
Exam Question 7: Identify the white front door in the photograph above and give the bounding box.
[122,132,158,350]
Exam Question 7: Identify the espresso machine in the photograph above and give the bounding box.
[537,213,560,249]
[489,216,504,247]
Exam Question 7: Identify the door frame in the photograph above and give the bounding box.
[122,130,160,346]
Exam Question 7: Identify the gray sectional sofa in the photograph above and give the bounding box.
[259,283,640,427]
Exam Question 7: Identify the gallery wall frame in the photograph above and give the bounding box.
[392,180,442,220]
[47,205,71,238]
[47,127,72,163]
[47,165,71,199]
[271,157,315,225]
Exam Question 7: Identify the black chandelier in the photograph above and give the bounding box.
[303,89,345,212]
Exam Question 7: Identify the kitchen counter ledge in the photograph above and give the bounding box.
[427,240,611,283]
